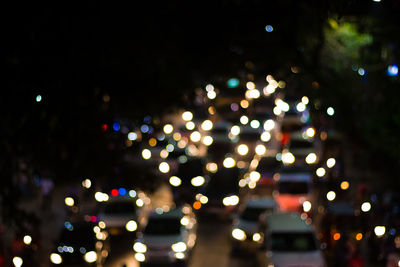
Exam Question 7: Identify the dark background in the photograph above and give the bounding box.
[3,0,400,186]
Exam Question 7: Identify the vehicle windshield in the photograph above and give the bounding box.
[176,159,204,178]
[290,140,313,149]
[256,158,280,173]
[59,223,96,249]
[239,132,260,141]
[144,218,181,235]
[241,207,272,221]
[211,127,229,135]
[285,110,298,116]
[104,202,136,214]
[281,123,303,133]
[206,168,240,196]
[279,166,310,174]
[278,181,309,194]
[208,142,234,158]
[167,149,186,159]
[270,232,317,252]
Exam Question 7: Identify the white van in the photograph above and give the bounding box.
[258,213,325,267]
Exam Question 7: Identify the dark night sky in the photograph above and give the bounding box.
[3,0,400,184]
[4,1,311,115]
[4,0,394,117]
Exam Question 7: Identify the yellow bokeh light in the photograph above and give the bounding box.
[149,138,157,147]
[237,144,249,156]
[163,124,174,134]
[356,233,363,241]
[223,157,236,168]
[173,132,182,141]
[185,121,195,130]
[326,191,336,201]
[240,99,249,109]
[182,111,193,121]
[306,127,315,138]
[246,81,255,90]
[340,181,349,190]
[208,106,216,115]
[206,162,218,173]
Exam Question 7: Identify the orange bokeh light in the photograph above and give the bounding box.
[193,201,201,210]
[333,233,341,241]
[356,233,363,241]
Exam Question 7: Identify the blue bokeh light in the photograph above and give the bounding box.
[118,188,127,196]
[141,125,149,133]
[113,122,121,131]
[265,25,274,32]
[144,115,152,124]
[387,64,398,76]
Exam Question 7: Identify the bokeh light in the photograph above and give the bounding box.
[326,191,336,201]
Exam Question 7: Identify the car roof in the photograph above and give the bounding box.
[290,131,313,141]
[278,165,311,174]
[245,197,276,208]
[325,202,355,215]
[278,173,312,182]
[266,213,312,232]
[148,208,184,219]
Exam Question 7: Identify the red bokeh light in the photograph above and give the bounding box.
[111,189,118,196]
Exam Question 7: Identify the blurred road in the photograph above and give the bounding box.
[103,184,256,267]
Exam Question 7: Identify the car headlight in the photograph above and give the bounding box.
[135,253,146,262]
[303,201,312,212]
[237,144,249,156]
[223,195,239,206]
[125,220,137,232]
[305,153,317,164]
[84,251,97,263]
[232,228,246,241]
[50,253,62,264]
[175,252,186,259]
[171,242,187,252]
[253,233,261,242]
[133,242,147,253]
[282,152,295,164]
[255,144,267,155]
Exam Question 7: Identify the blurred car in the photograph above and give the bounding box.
[97,190,145,236]
[257,212,325,267]
[214,87,246,123]
[133,207,197,265]
[170,157,207,205]
[199,166,241,220]
[142,137,171,162]
[253,155,282,188]
[49,219,109,266]
[231,197,276,252]
[250,97,275,116]
[206,140,235,167]
[248,108,275,130]
[273,166,313,213]
[235,125,265,164]
[210,120,232,143]
[165,147,187,175]
[319,202,364,250]
[285,131,321,166]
